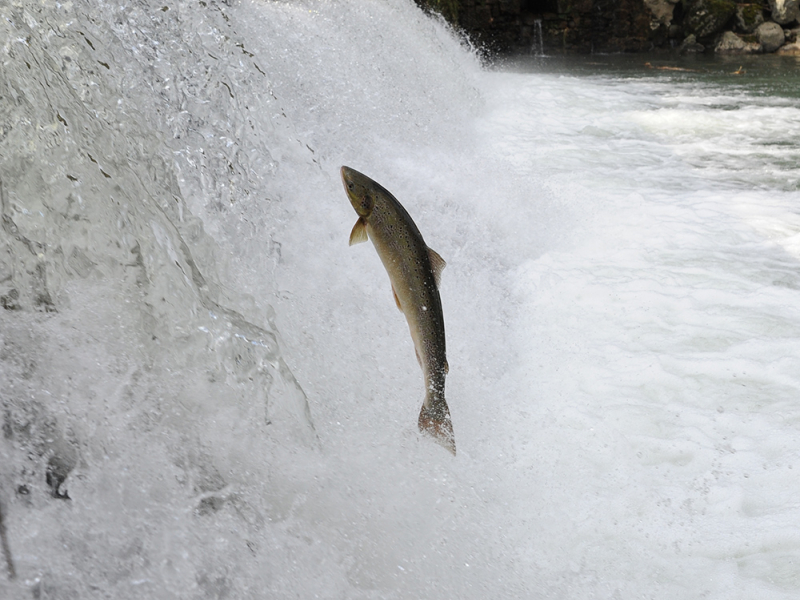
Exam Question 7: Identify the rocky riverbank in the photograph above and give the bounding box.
[416,0,800,55]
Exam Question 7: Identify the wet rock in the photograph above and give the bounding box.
[735,3,765,32]
[715,30,762,51]
[0,496,15,580]
[769,0,800,24]
[645,0,677,27]
[46,453,75,500]
[757,21,786,51]
[680,33,707,52]
[1,288,19,310]
[776,39,800,52]
[684,0,737,38]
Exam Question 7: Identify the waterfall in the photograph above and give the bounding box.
[2,0,800,597]
[532,18,545,56]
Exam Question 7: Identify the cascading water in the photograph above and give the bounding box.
[2,1,800,598]
[532,18,545,57]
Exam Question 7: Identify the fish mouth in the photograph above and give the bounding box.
[340,165,353,196]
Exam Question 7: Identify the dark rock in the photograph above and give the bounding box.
[417,0,790,54]
[454,0,659,53]
[684,0,737,39]
[680,33,707,51]
[757,20,786,51]
[645,0,678,27]
[734,3,765,32]
[715,29,761,51]
[769,0,799,24]
[46,453,74,499]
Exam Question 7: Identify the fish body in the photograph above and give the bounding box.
[341,166,454,455]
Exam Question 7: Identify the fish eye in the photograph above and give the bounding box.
[347,182,354,190]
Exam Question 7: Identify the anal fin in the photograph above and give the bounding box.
[391,283,403,312]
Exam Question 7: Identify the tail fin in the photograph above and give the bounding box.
[418,401,456,456]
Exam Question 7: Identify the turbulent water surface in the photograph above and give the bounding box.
[1,1,800,598]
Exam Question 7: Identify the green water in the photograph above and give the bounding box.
[497,53,800,99]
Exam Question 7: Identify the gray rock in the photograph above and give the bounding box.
[769,0,800,24]
[735,3,765,33]
[645,0,677,26]
[684,0,737,38]
[715,30,761,52]
[680,33,706,52]
[757,21,786,51]
[776,40,800,52]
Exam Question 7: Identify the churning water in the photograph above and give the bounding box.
[1,1,800,598]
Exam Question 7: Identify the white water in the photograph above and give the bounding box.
[1,1,800,598]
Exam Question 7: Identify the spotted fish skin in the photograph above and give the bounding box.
[341,166,454,455]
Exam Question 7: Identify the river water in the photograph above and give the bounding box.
[1,1,799,598]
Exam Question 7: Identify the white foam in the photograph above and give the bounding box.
[2,1,800,598]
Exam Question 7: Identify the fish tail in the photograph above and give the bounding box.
[418,395,455,456]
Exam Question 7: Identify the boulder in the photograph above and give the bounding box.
[757,21,786,51]
[715,30,761,51]
[769,0,800,24]
[776,40,800,52]
[684,0,737,39]
[680,33,707,52]
[735,3,765,32]
[645,0,677,26]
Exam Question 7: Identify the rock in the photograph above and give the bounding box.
[716,30,746,51]
[680,33,707,52]
[645,0,677,26]
[776,40,800,52]
[715,30,761,51]
[735,3,765,33]
[756,21,786,51]
[769,0,800,24]
[684,0,738,39]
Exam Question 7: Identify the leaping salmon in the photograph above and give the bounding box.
[341,166,455,455]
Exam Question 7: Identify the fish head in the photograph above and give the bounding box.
[341,166,376,218]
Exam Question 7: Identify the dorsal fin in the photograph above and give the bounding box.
[427,247,446,288]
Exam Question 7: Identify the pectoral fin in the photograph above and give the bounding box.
[427,247,446,288]
[349,218,368,246]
